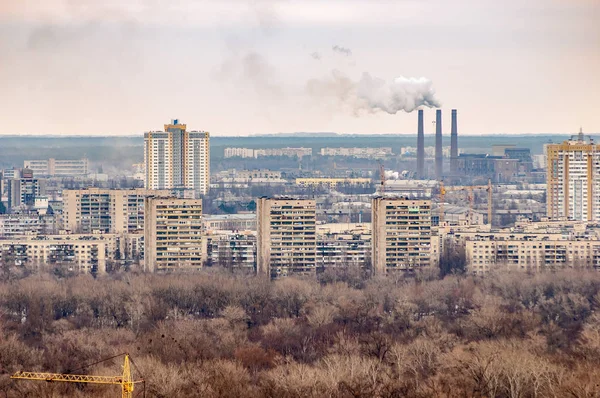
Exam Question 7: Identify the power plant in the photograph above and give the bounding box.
[416,108,459,180]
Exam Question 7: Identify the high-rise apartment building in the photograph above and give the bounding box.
[547,129,600,221]
[62,188,171,233]
[144,120,210,195]
[7,168,46,210]
[144,197,205,272]
[257,198,317,278]
[371,197,432,274]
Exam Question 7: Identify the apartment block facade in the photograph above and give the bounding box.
[24,158,89,177]
[257,198,317,278]
[547,129,600,221]
[371,197,432,274]
[0,238,107,274]
[466,238,600,274]
[144,120,210,195]
[62,188,171,233]
[144,198,205,272]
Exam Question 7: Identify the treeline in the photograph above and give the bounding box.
[1,269,600,397]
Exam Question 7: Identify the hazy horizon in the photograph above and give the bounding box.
[1,0,598,136]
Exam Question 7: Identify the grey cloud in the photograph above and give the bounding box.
[332,45,352,56]
[310,51,321,60]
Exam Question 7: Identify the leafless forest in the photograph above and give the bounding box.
[1,269,600,397]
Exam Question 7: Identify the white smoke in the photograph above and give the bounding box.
[384,170,400,180]
[306,70,441,114]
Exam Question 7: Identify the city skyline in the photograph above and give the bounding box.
[1,0,598,136]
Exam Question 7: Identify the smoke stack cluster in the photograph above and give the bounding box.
[417,110,424,178]
[435,109,443,180]
[415,108,459,180]
[451,109,458,173]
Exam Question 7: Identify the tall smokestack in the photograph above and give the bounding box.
[417,109,424,178]
[450,109,458,173]
[435,109,443,180]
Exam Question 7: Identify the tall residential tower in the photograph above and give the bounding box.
[144,119,210,195]
[547,129,600,222]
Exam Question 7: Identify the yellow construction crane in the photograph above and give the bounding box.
[11,353,143,398]
[439,179,493,226]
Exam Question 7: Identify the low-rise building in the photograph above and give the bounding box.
[24,158,89,177]
[203,213,257,232]
[320,147,393,159]
[295,177,371,188]
[466,238,600,274]
[0,237,107,274]
[224,147,312,159]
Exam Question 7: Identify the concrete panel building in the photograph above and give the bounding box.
[24,158,89,177]
[0,238,107,274]
[371,197,432,274]
[206,232,256,271]
[466,238,600,274]
[144,197,205,272]
[257,198,317,278]
[62,188,171,233]
[144,120,210,195]
[547,129,600,221]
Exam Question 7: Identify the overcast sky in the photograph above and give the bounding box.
[0,0,598,136]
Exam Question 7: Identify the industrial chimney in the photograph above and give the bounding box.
[417,110,424,178]
[450,109,458,173]
[435,109,443,180]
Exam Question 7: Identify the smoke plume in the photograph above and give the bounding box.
[384,170,400,180]
[307,70,441,114]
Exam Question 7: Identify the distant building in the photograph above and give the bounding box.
[371,197,432,274]
[62,188,171,233]
[144,197,205,272]
[224,147,312,159]
[207,232,256,270]
[257,198,317,278]
[546,129,600,221]
[317,224,371,269]
[213,169,287,186]
[224,148,255,158]
[504,148,532,163]
[7,169,46,210]
[24,158,89,177]
[320,147,393,159]
[295,177,371,188]
[456,154,519,183]
[203,213,257,232]
[144,119,210,195]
